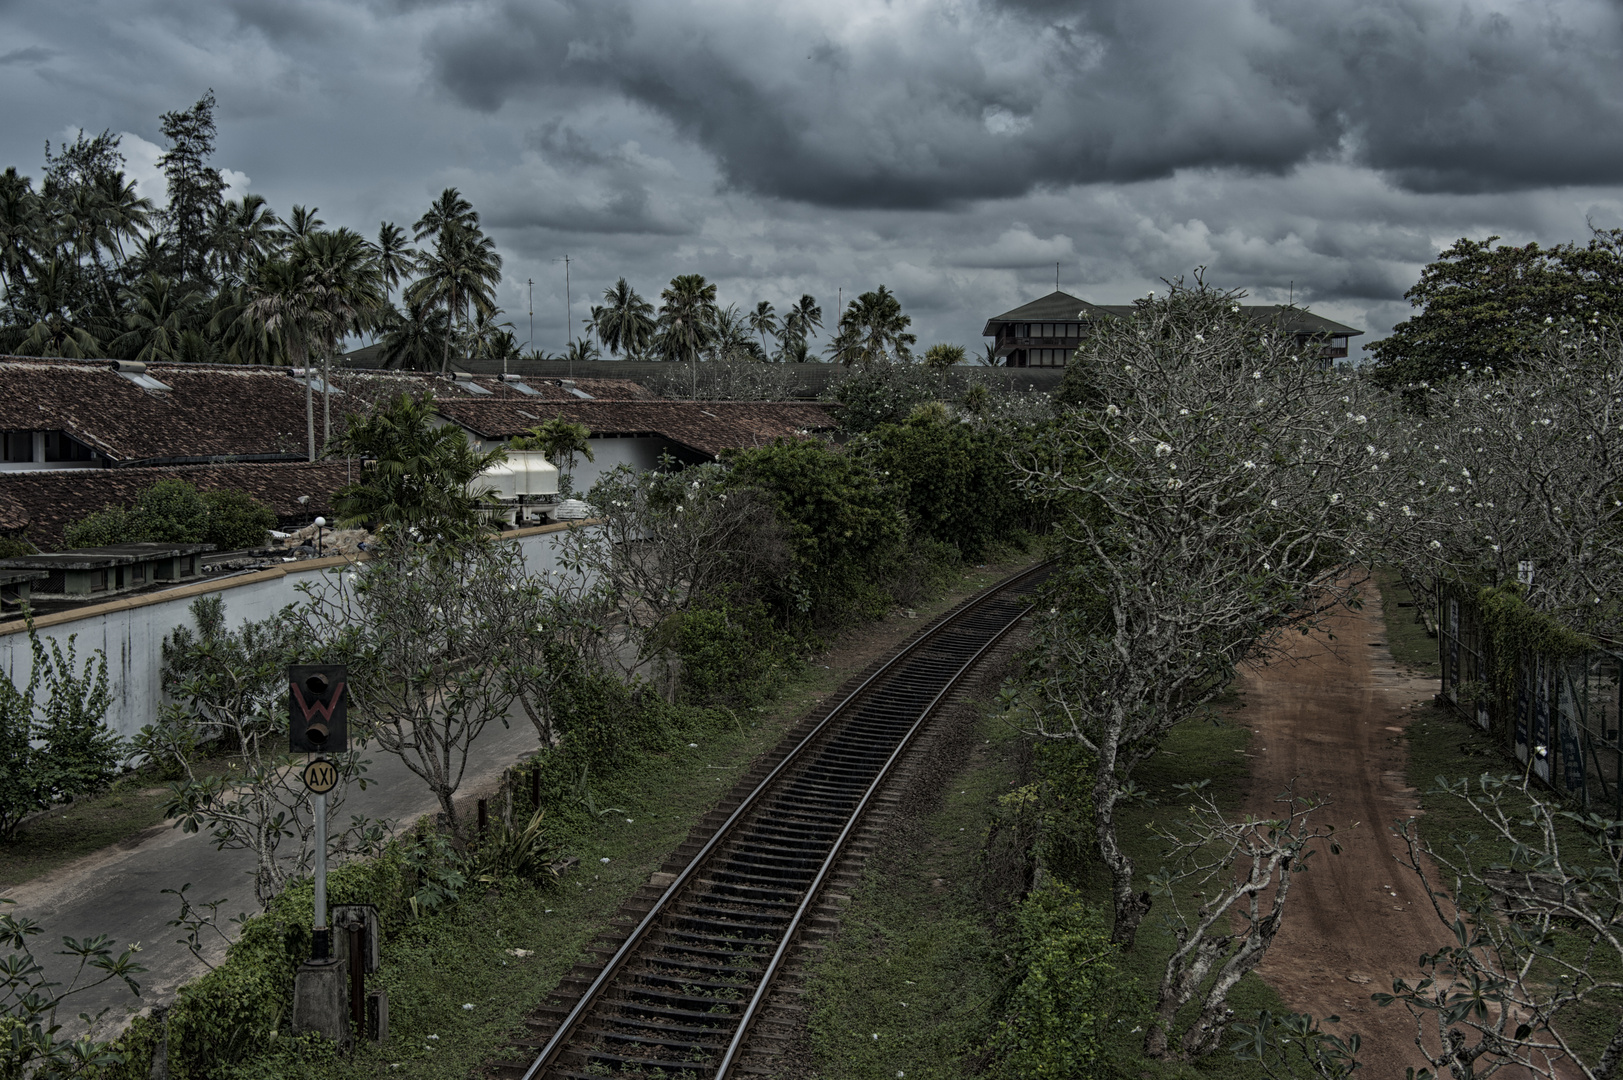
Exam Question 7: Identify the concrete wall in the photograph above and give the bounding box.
[0,522,595,741]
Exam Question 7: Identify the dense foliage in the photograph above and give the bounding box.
[1366,228,1623,392]
[62,478,276,552]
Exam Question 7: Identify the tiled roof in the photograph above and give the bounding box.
[435,400,836,458]
[0,358,653,465]
[0,461,352,548]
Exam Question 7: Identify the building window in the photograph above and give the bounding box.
[89,569,107,592]
[131,562,146,584]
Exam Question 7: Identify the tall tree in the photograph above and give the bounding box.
[377,296,449,371]
[292,227,387,447]
[594,277,655,356]
[372,221,416,297]
[156,92,225,282]
[748,299,778,356]
[1367,229,1623,393]
[831,285,915,367]
[776,293,822,361]
[656,273,717,364]
[409,189,500,373]
[209,194,278,285]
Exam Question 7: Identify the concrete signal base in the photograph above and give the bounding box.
[292,956,351,1047]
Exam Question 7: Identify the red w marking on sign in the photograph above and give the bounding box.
[292,681,346,723]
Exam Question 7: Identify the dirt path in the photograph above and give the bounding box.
[1239,578,1441,1076]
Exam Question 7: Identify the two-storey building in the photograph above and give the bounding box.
[982,290,1363,368]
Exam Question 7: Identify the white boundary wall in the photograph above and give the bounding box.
[0,522,596,741]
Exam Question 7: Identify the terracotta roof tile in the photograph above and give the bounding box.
[433,400,836,458]
[0,358,653,465]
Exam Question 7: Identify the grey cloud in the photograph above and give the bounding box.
[424,0,1623,211]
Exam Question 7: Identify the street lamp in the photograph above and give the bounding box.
[314,516,326,558]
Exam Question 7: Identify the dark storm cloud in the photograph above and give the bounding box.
[426,0,1623,209]
[0,45,54,64]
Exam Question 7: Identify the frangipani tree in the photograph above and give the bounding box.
[1010,279,1406,948]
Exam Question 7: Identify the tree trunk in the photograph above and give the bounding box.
[299,340,315,462]
[1094,765,1150,947]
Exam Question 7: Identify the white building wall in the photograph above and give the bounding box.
[0,523,594,741]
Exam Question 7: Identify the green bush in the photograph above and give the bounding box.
[858,413,1032,561]
[61,480,276,552]
[162,847,411,1079]
[139,479,210,542]
[725,438,905,630]
[201,489,277,551]
[987,883,1141,1079]
[656,596,795,708]
[63,504,146,548]
[826,362,943,433]
[0,535,36,559]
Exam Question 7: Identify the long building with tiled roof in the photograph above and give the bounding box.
[0,357,653,470]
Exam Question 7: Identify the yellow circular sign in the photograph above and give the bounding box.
[302,758,339,795]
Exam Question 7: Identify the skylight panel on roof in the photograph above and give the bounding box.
[118,371,171,391]
[448,374,492,395]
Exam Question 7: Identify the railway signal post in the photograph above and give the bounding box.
[290,664,352,1044]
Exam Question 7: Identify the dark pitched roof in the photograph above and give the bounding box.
[981,293,1363,338]
[983,291,1101,327]
[0,461,352,548]
[0,358,654,466]
[434,400,837,458]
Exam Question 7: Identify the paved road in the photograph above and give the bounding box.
[1,707,546,1036]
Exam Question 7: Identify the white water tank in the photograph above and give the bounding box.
[478,451,559,501]
[549,499,591,521]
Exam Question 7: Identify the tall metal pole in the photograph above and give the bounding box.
[526,278,535,368]
[564,255,573,378]
[313,788,328,956]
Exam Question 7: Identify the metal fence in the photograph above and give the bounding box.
[1439,586,1623,818]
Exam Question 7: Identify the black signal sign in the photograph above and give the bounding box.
[289,664,348,753]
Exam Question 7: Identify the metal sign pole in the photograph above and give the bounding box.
[314,784,329,957]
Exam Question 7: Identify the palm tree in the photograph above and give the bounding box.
[748,300,778,356]
[332,391,505,544]
[776,294,822,361]
[594,277,655,356]
[657,274,717,394]
[409,191,501,373]
[412,188,477,246]
[563,337,601,365]
[113,272,197,362]
[372,221,416,298]
[377,297,449,371]
[509,416,594,495]
[711,304,763,362]
[246,258,317,458]
[209,194,278,285]
[833,285,915,367]
[0,168,40,306]
[5,256,102,358]
[291,228,388,447]
[275,204,325,249]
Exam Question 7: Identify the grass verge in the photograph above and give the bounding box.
[0,760,238,890]
[1374,567,1439,677]
[802,681,1286,1079]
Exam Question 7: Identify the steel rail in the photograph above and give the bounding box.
[710,587,1034,1078]
[517,562,1049,1080]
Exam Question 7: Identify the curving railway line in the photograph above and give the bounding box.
[494,562,1050,1080]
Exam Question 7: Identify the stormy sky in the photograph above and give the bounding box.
[4,0,1622,356]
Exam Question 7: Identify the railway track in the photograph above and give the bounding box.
[495,563,1050,1080]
